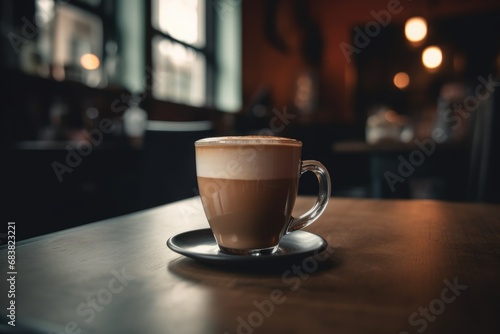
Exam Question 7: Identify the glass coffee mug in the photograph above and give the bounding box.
[195,136,331,256]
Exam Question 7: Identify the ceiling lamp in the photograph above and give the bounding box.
[393,72,410,90]
[405,17,427,43]
[422,46,442,69]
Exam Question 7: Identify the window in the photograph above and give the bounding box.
[34,0,116,87]
[30,0,241,111]
[150,0,211,107]
[152,0,205,47]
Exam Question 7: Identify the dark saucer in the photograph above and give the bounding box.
[167,228,327,265]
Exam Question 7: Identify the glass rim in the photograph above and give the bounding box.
[195,136,302,147]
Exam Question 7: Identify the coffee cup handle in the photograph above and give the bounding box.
[286,160,331,233]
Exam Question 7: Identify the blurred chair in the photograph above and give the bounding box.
[138,120,215,209]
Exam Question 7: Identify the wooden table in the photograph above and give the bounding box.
[1,197,500,334]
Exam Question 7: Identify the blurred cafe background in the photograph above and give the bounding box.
[1,0,500,240]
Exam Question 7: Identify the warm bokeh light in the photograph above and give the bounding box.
[384,110,400,123]
[422,46,442,69]
[405,17,427,42]
[80,53,100,70]
[393,72,410,90]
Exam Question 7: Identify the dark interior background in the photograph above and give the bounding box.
[1,0,500,240]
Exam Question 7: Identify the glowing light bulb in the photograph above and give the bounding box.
[393,72,410,90]
[405,17,427,42]
[422,46,442,69]
[80,53,100,70]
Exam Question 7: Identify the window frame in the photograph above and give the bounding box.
[146,0,216,107]
[61,0,117,57]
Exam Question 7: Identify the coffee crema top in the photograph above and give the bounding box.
[195,136,302,180]
[195,136,301,147]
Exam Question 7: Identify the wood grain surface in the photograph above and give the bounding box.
[1,197,500,334]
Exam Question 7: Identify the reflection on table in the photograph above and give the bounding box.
[1,196,499,334]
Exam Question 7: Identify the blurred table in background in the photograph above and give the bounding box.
[332,140,470,200]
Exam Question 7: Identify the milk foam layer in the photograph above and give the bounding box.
[195,136,301,146]
[195,142,302,180]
